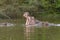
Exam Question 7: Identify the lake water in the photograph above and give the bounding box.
[0,23,16,27]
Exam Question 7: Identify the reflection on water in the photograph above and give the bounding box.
[24,22,60,40]
[24,26,35,40]
[24,23,60,40]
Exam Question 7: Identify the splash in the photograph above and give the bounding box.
[0,23,16,27]
[24,20,60,27]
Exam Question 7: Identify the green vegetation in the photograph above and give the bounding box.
[0,0,60,20]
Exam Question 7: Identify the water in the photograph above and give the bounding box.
[0,23,16,27]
